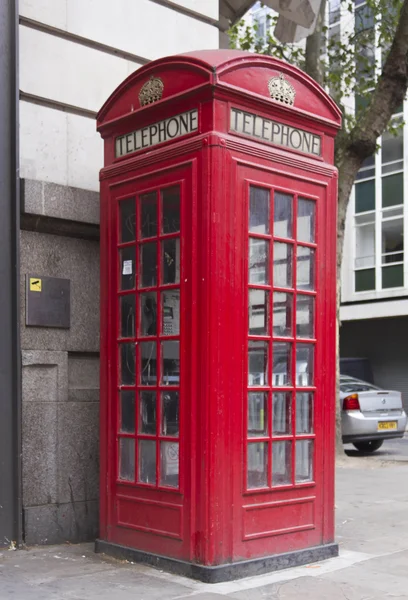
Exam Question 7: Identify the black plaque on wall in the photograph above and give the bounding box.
[26,275,71,328]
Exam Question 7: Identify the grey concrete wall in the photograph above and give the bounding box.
[20,184,101,545]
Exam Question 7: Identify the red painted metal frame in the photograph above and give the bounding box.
[98,50,341,567]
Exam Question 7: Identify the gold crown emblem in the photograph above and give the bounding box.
[268,73,295,106]
[138,75,164,107]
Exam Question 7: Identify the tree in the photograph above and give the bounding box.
[229,0,408,452]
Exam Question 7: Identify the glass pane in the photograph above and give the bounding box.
[160,441,179,488]
[249,186,269,234]
[272,441,291,486]
[249,238,269,284]
[248,341,268,386]
[296,393,314,434]
[120,390,135,433]
[355,180,375,213]
[140,342,157,386]
[249,289,269,335]
[248,392,268,437]
[140,242,157,288]
[120,343,135,385]
[274,243,293,288]
[272,393,291,435]
[120,198,136,243]
[139,391,156,434]
[355,223,375,268]
[162,341,180,385]
[297,246,315,291]
[140,192,157,238]
[161,391,179,436]
[138,440,156,484]
[382,264,404,288]
[296,440,313,483]
[247,442,268,488]
[355,268,375,291]
[273,342,291,387]
[296,344,314,387]
[382,126,403,165]
[161,290,180,336]
[120,246,136,290]
[273,292,292,337]
[140,292,157,336]
[382,218,403,263]
[274,192,292,238]
[162,239,180,284]
[119,438,135,481]
[162,186,180,234]
[297,199,315,243]
[382,173,403,207]
[296,295,314,339]
[120,294,135,338]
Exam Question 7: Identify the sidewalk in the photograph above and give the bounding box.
[2,457,408,599]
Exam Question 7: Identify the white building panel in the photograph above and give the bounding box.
[20,0,67,29]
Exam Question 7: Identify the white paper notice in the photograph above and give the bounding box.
[122,260,133,275]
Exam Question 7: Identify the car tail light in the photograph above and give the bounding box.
[343,393,360,411]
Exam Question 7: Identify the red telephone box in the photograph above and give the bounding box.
[96,50,341,582]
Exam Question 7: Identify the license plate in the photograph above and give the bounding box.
[378,421,397,431]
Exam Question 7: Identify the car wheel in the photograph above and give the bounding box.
[352,440,384,453]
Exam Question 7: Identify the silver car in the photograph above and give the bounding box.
[340,374,407,452]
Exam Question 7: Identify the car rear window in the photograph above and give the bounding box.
[340,378,379,393]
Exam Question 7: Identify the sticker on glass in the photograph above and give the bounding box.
[122,259,133,275]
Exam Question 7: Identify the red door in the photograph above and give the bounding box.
[231,163,336,560]
[101,164,194,560]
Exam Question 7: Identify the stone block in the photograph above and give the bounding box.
[57,402,99,504]
[68,354,100,391]
[20,230,100,353]
[22,350,68,402]
[22,402,58,507]
[22,178,100,224]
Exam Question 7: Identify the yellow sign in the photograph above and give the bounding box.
[29,278,42,292]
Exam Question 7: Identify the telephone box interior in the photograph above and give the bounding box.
[96,50,341,582]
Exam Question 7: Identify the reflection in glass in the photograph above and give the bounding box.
[160,441,179,487]
[247,442,268,488]
[272,441,291,486]
[140,292,157,336]
[297,199,315,243]
[120,246,136,290]
[141,192,157,238]
[273,292,292,337]
[120,391,135,433]
[141,243,157,288]
[272,393,291,435]
[249,238,269,284]
[296,440,313,482]
[297,246,315,290]
[296,295,314,338]
[248,341,268,386]
[248,392,268,436]
[139,391,156,434]
[274,192,293,238]
[274,243,293,288]
[139,440,156,484]
[161,290,180,336]
[273,342,291,386]
[120,198,136,243]
[140,342,157,385]
[162,239,180,284]
[249,289,269,335]
[162,187,180,234]
[249,186,270,234]
[162,341,180,385]
[120,295,135,338]
[161,392,179,436]
[296,393,314,434]
[120,343,135,385]
[296,344,314,386]
[119,438,135,481]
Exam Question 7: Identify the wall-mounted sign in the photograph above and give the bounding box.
[230,107,321,157]
[116,109,198,158]
[26,275,70,328]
